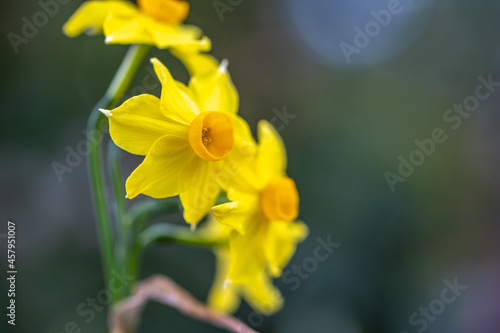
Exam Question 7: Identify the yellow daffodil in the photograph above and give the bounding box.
[100,57,254,226]
[212,121,308,290]
[63,0,210,51]
[171,45,220,77]
[201,216,284,315]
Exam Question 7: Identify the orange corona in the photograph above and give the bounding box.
[188,112,234,162]
[260,177,299,221]
[137,0,189,24]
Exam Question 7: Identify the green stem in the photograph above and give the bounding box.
[139,223,228,248]
[128,223,227,281]
[108,141,128,240]
[129,198,181,233]
[87,44,150,304]
[107,141,130,299]
[126,199,181,281]
[126,196,229,281]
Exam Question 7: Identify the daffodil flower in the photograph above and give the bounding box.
[212,121,308,290]
[200,216,283,315]
[63,0,210,51]
[171,45,220,77]
[209,252,285,315]
[100,57,255,226]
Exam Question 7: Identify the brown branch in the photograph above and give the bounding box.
[110,275,258,333]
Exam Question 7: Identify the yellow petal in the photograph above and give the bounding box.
[104,13,209,49]
[103,13,154,45]
[207,249,241,314]
[213,115,259,193]
[265,220,308,277]
[256,120,287,182]
[209,250,283,315]
[243,271,283,315]
[212,193,259,235]
[178,157,217,225]
[189,60,239,115]
[200,213,232,239]
[151,24,211,51]
[171,49,219,77]
[126,135,194,199]
[63,1,137,37]
[150,58,200,124]
[104,94,186,156]
[227,218,269,283]
[232,115,257,151]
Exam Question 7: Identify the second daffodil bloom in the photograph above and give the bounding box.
[63,0,210,51]
[100,57,254,226]
[201,216,284,315]
[212,120,308,310]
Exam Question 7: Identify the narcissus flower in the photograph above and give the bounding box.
[100,57,255,225]
[63,0,210,51]
[212,121,308,289]
[201,216,284,315]
[171,45,220,77]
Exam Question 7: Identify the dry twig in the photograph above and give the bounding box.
[111,275,258,333]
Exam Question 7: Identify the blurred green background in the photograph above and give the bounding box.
[2,0,500,332]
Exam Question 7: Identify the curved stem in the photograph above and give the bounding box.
[139,223,228,249]
[126,199,181,281]
[88,44,150,304]
[129,198,181,233]
[128,222,227,282]
[108,141,128,240]
[126,196,229,281]
[108,141,130,299]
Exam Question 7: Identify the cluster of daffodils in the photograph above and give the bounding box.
[65,0,307,315]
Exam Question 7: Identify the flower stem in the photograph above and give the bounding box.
[107,141,130,299]
[139,223,228,248]
[128,223,228,282]
[87,44,150,304]
[129,198,181,233]
[108,142,128,238]
[126,199,181,281]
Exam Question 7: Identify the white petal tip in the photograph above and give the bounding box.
[222,279,232,290]
[190,223,197,231]
[99,108,113,117]
[219,59,229,73]
[105,36,113,43]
